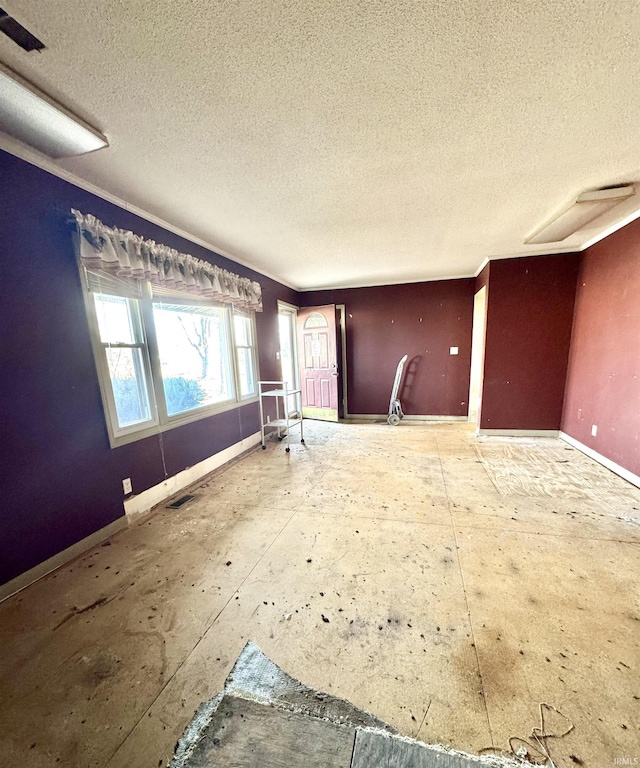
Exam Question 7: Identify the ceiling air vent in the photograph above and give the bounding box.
[0,8,45,52]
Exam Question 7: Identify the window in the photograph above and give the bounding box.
[94,293,154,428]
[153,303,234,415]
[303,311,328,329]
[278,302,298,391]
[82,271,259,447]
[278,301,299,414]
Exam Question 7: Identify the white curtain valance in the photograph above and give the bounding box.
[71,210,263,312]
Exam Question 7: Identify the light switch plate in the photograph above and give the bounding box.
[450,346,459,355]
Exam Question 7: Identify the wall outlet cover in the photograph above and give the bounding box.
[450,346,459,355]
[591,425,598,437]
[123,477,132,495]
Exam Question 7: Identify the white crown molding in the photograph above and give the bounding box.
[4,133,638,294]
[579,207,640,251]
[296,273,477,291]
[297,242,582,290]
[0,133,298,291]
[483,244,582,262]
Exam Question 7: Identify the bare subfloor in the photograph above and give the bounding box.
[0,422,638,768]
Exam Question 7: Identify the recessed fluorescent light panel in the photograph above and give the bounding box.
[0,63,108,158]
[526,185,635,244]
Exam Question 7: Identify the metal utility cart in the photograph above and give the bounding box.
[258,381,304,452]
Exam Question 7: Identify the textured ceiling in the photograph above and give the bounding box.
[2,0,640,289]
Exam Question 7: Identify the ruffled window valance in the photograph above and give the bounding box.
[72,210,263,312]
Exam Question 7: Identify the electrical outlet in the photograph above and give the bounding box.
[122,477,132,495]
[591,425,598,437]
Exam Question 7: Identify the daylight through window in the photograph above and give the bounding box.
[83,272,258,447]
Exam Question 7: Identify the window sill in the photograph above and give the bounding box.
[108,396,259,449]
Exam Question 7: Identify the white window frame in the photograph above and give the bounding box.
[277,300,300,416]
[80,267,259,448]
[277,300,299,389]
[231,309,259,400]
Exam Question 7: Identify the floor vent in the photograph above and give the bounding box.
[167,494,195,509]
[0,8,46,52]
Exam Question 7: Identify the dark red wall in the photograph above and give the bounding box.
[562,220,640,476]
[480,254,580,431]
[0,149,296,586]
[300,280,475,416]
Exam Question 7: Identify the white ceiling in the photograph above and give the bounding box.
[2,0,640,290]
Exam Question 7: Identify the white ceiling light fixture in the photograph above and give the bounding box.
[0,62,108,158]
[525,185,636,245]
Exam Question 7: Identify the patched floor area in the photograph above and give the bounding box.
[0,422,638,767]
[169,641,520,768]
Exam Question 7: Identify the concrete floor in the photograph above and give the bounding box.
[0,421,639,768]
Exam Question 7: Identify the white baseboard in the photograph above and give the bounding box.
[346,414,469,422]
[1,431,262,602]
[560,432,640,489]
[124,431,262,522]
[476,429,560,437]
[0,517,128,603]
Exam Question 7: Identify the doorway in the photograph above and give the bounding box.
[296,304,342,422]
[468,286,487,427]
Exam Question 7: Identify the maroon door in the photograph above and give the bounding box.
[297,305,339,421]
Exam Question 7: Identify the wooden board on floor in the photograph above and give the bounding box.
[183,695,356,768]
[351,729,487,768]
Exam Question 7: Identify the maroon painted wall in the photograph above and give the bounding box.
[562,220,640,476]
[300,280,475,416]
[480,253,580,431]
[0,149,296,587]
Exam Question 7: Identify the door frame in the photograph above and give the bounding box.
[277,300,300,390]
[468,286,487,428]
[283,301,349,421]
[336,304,348,419]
